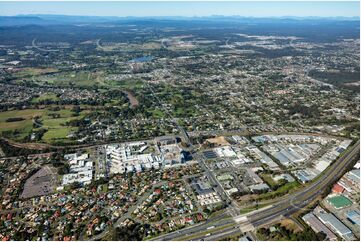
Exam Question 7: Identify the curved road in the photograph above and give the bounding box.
[245,139,359,227]
[152,140,359,240]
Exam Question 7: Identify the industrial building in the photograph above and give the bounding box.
[246,146,280,170]
[263,143,315,166]
[317,213,354,240]
[346,210,360,226]
[302,213,337,241]
[248,183,270,192]
[272,173,295,183]
[346,169,360,184]
[292,169,317,183]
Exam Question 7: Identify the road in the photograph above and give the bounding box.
[90,181,167,241]
[148,76,360,240]
[193,226,241,241]
[91,64,359,241]
[152,140,359,240]
[149,213,235,241]
[194,152,240,216]
[146,80,241,217]
[245,139,359,227]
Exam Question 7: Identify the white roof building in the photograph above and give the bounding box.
[62,153,93,186]
[318,213,354,240]
[214,146,237,157]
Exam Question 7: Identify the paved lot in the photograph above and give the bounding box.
[20,165,57,199]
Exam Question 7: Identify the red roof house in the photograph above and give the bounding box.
[332,183,345,194]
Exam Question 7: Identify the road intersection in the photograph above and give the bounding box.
[151,140,360,240]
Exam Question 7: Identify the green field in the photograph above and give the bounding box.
[258,181,300,201]
[259,173,278,189]
[239,203,270,214]
[31,71,107,87]
[151,109,165,118]
[0,107,88,144]
[106,78,144,89]
[0,109,46,140]
[327,195,353,209]
[13,67,58,78]
[31,93,60,103]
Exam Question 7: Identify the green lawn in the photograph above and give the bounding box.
[33,71,106,87]
[40,109,85,143]
[0,109,46,140]
[13,67,58,78]
[106,78,144,89]
[258,181,300,201]
[239,203,270,214]
[42,127,76,142]
[31,93,59,103]
[260,173,278,189]
[0,109,46,132]
[151,109,165,118]
[0,107,87,144]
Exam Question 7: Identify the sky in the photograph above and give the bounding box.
[0,1,359,17]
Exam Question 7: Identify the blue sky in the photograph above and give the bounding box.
[0,1,359,17]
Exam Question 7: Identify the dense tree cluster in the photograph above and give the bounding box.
[257,223,327,241]
[110,222,150,241]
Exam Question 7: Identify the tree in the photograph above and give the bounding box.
[111,222,148,241]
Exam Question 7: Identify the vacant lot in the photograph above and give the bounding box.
[205,136,230,146]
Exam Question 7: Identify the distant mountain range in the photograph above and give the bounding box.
[0,14,359,26]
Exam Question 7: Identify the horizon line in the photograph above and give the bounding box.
[2,13,360,18]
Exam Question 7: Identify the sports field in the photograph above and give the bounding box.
[327,195,353,209]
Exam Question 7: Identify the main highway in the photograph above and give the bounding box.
[151,139,360,241]
[246,139,359,226]
[142,77,360,241]
[149,212,235,241]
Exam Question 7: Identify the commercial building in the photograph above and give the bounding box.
[302,213,337,241]
[232,135,250,145]
[248,183,270,192]
[272,173,295,183]
[318,213,354,240]
[62,153,93,186]
[106,139,189,174]
[231,149,254,165]
[190,176,222,206]
[203,150,218,159]
[106,143,161,174]
[214,146,237,157]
